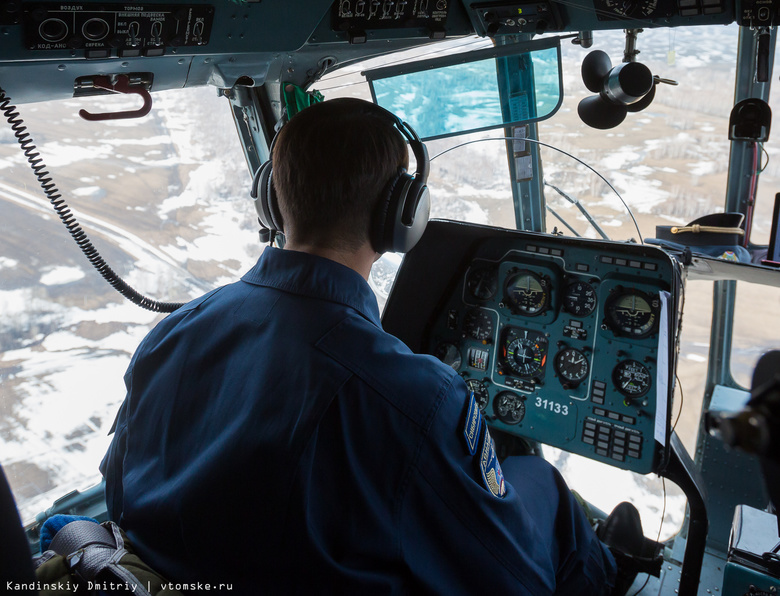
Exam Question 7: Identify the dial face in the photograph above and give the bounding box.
[605,289,659,338]
[505,336,546,377]
[505,271,549,316]
[494,391,526,424]
[555,348,590,385]
[597,0,664,19]
[563,281,597,317]
[463,308,494,341]
[434,342,462,370]
[606,0,658,17]
[613,360,652,397]
[466,266,498,301]
[466,378,490,411]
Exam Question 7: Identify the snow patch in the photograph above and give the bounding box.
[40,267,85,286]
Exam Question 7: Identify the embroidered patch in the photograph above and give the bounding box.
[462,391,482,456]
[479,430,506,498]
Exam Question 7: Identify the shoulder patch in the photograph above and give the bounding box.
[462,391,482,455]
[479,429,506,498]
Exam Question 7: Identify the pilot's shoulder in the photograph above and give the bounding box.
[316,312,462,423]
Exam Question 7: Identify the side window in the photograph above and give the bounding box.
[0,87,252,521]
[731,281,780,389]
[539,24,739,541]
[747,37,780,247]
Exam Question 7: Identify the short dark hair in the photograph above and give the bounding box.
[272,98,408,251]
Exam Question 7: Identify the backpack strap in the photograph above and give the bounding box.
[36,517,183,596]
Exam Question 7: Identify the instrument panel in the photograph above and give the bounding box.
[383,221,682,474]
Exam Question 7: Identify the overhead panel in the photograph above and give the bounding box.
[331,0,453,41]
[22,3,214,58]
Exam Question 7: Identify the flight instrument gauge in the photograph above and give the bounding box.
[463,308,494,341]
[605,288,660,338]
[503,329,548,377]
[563,281,597,317]
[613,360,652,398]
[555,348,590,386]
[494,391,526,424]
[466,378,490,411]
[434,342,462,370]
[505,270,550,316]
[466,265,498,301]
[595,0,670,20]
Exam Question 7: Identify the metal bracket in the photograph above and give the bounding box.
[76,74,153,121]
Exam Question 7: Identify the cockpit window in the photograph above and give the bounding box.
[540,25,740,244]
[366,38,563,140]
[0,86,254,521]
[534,24,739,540]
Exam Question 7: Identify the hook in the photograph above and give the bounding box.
[78,75,152,121]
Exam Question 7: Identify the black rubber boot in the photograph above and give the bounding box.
[597,501,645,596]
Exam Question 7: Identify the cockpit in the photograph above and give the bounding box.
[1,1,780,594]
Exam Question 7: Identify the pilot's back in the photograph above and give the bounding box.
[101,247,468,593]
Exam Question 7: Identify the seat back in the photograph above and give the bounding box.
[0,465,35,583]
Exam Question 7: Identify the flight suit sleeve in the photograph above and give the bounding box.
[399,376,615,595]
[99,375,131,524]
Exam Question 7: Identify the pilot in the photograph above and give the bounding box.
[101,97,621,594]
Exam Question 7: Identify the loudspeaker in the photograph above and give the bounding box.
[250,104,430,254]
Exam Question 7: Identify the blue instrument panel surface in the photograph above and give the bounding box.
[383,221,681,475]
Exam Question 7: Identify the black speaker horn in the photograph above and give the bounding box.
[578,50,656,130]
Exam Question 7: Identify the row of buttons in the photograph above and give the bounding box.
[679,0,725,16]
[523,244,596,273]
[599,255,657,271]
[592,380,607,404]
[593,406,636,425]
[582,419,643,462]
[84,47,166,59]
[525,244,563,257]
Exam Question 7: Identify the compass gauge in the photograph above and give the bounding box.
[501,328,549,378]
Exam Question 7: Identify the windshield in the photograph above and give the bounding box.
[327,24,768,541]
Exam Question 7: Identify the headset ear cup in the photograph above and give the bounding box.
[371,169,404,253]
[266,168,284,232]
[391,182,430,253]
[253,161,284,233]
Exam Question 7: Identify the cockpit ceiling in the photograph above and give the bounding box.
[0,0,745,103]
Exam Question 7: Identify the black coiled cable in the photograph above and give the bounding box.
[0,87,184,313]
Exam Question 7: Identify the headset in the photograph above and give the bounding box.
[250,103,430,254]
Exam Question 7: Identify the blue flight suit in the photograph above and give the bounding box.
[101,247,616,594]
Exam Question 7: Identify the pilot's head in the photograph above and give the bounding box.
[272,98,408,253]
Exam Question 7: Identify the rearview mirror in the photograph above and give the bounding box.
[363,38,563,141]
